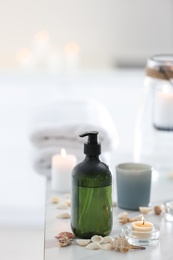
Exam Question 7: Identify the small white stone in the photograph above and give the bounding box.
[65,200,71,207]
[57,203,68,209]
[86,242,101,250]
[56,212,70,219]
[101,243,114,250]
[139,207,152,214]
[51,197,59,204]
[76,239,90,246]
[91,235,103,244]
[102,236,113,244]
[118,211,128,219]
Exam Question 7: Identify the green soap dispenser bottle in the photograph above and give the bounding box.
[71,131,113,238]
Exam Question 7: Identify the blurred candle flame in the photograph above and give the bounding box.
[34,30,50,44]
[61,148,67,158]
[64,42,80,55]
[16,48,32,62]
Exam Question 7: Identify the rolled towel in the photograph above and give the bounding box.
[29,98,119,152]
[31,146,112,178]
[29,98,119,177]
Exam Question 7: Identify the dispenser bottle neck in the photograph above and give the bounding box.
[84,154,100,161]
[79,131,101,156]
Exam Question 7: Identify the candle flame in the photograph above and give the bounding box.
[34,30,50,42]
[61,148,66,158]
[141,217,145,225]
[16,48,32,61]
[64,42,80,55]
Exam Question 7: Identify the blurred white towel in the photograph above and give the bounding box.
[32,146,112,178]
[29,98,119,177]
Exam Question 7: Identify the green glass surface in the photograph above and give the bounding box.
[71,175,112,238]
[71,156,113,238]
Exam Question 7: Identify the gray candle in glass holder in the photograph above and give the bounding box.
[116,163,152,210]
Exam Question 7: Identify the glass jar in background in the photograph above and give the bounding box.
[134,54,173,179]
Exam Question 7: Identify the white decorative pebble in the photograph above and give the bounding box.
[57,203,68,209]
[91,235,103,244]
[56,212,70,219]
[101,243,114,251]
[102,236,113,244]
[86,242,101,250]
[118,211,128,219]
[51,197,59,204]
[76,239,90,246]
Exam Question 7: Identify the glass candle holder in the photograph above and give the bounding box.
[122,222,160,246]
[116,163,152,210]
[163,200,173,222]
[134,54,173,177]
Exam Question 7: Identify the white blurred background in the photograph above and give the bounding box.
[1,0,173,70]
[0,1,173,259]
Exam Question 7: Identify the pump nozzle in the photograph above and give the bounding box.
[79,131,101,155]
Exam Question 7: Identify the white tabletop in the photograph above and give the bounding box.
[44,177,173,260]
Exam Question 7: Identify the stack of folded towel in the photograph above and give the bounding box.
[29,98,119,178]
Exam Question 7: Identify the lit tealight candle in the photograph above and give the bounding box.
[132,217,153,238]
[51,148,77,193]
[132,217,153,232]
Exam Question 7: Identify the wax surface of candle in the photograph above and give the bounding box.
[51,149,77,192]
[154,85,173,129]
[132,220,153,232]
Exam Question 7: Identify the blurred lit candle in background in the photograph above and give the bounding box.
[33,31,51,70]
[33,30,50,55]
[48,46,62,73]
[64,42,80,73]
[51,149,77,193]
[16,48,34,72]
[154,85,173,130]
